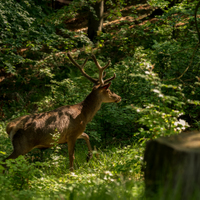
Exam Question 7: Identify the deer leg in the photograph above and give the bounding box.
[67,139,76,172]
[2,131,34,172]
[77,132,93,162]
[4,130,34,161]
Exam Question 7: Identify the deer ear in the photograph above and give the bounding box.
[102,82,111,90]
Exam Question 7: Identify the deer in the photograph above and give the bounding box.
[4,52,121,171]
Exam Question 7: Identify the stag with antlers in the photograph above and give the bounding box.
[5,53,121,171]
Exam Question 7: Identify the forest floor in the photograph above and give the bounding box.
[65,1,157,33]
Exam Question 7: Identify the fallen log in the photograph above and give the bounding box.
[144,131,200,200]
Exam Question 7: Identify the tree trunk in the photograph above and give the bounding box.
[87,0,104,42]
[144,131,200,200]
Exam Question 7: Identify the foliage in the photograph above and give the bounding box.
[0,132,143,199]
[1,0,200,198]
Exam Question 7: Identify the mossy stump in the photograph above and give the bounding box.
[144,131,200,200]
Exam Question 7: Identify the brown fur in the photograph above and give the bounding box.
[5,84,121,170]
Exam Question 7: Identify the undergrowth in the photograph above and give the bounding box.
[0,130,144,199]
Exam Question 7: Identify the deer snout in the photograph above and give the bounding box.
[115,96,121,103]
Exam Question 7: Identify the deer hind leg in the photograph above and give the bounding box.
[4,129,34,161]
[77,132,93,162]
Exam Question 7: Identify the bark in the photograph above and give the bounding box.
[144,131,200,200]
[87,0,104,42]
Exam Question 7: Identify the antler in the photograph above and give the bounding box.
[67,52,97,84]
[67,52,116,85]
[91,55,116,85]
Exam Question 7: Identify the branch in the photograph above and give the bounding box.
[162,43,199,81]
[177,43,199,79]
[162,1,200,82]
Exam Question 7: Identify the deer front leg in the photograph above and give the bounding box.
[77,132,93,162]
[67,139,76,172]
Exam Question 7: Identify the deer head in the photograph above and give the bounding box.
[67,53,121,105]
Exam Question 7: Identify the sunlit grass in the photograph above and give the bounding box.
[31,143,145,199]
[0,128,145,199]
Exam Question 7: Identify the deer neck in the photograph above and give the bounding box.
[81,92,102,123]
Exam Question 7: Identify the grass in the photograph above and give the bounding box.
[0,121,145,199]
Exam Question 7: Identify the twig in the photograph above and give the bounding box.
[177,43,199,79]
[162,43,199,81]
[195,0,200,42]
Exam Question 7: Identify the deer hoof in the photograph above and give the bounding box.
[86,152,93,162]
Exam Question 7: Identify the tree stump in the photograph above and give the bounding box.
[144,131,200,200]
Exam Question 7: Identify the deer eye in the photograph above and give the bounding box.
[107,90,111,95]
